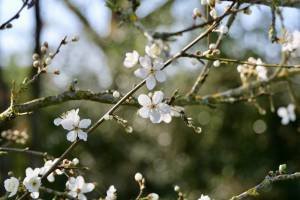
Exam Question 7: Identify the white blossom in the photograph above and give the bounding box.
[213,60,220,67]
[4,177,19,197]
[105,185,117,200]
[66,176,95,200]
[39,159,63,182]
[210,8,218,19]
[113,91,120,98]
[148,193,159,200]
[255,59,268,81]
[134,172,143,182]
[209,43,216,50]
[72,158,80,166]
[23,168,41,199]
[54,109,91,142]
[123,50,139,68]
[134,56,166,90]
[282,30,300,57]
[145,44,161,58]
[193,8,201,18]
[174,185,180,192]
[198,194,211,200]
[277,104,296,125]
[137,91,171,123]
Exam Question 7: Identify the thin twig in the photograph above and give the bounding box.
[0,146,53,159]
[187,3,240,97]
[152,5,249,40]
[40,186,76,199]
[229,172,300,200]
[0,0,33,30]
[182,54,300,68]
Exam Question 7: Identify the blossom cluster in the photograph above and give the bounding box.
[54,108,91,142]
[277,104,296,125]
[237,57,268,83]
[124,43,166,90]
[1,129,28,144]
[3,157,95,199]
[282,30,300,58]
[123,43,184,124]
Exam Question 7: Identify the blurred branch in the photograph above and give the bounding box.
[1,68,300,123]
[187,3,240,97]
[230,172,300,200]
[152,6,249,40]
[182,53,300,68]
[193,69,300,104]
[0,146,53,159]
[63,0,107,48]
[0,0,35,30]
[221,0,300,8]
[40,186,76,199]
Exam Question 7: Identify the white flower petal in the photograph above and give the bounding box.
[138,107,150,118]
[53,118,62,126]
[277,107,287,118]
[146,75,156,90]
[161,113,172,123]
[47,173,55,182]
[152,91,164,104]
[79,119,91,129]
[158,103,171,113]
[82,183,95,193]
[30,192,39,199]
[61,119,74,130]
[154,71,166,82]
[134,68,148,79]
[149,110,161,123]
[138,94,151,107]
[281,117,289,125]
[76,176,85,188]
[78,130,88,141]
[78,193,87,200]
[153,59,163,69]
[67,131,77,142]
[139,56,152,69]
[68,191,78,198]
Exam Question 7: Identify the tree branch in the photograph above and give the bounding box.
[0,0,33,30]
[1,68,300,123]
[230,172,300,200]
[187,3,240,96]
[221,0,300,8]
[0,146,53,159]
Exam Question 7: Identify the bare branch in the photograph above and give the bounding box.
[230,172,300,200]
[0,146,53,159]
[187,3,240,97]
[0,0,34,30]
[221,0,300,8]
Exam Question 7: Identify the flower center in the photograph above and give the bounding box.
[149,68,155,74]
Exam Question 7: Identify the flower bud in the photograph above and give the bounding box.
[45,57,52,65]
[134,172,143,182]
[33,60,40,68]
[32,53,39,60]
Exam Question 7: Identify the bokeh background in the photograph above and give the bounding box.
[1,0,300,199]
